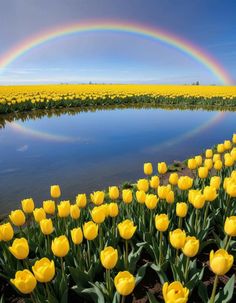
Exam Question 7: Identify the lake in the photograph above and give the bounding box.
[0,106,235,213]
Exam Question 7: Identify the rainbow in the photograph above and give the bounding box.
[0,20,234,84]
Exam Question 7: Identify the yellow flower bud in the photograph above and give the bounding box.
[195,155,203,166]
[144,162,153,175]
[188,189,201,205]
[224,140,232,150]
[70,204,80,220]
[0,222,14,242]
[162,281,189,303]
[169,229,186,249]
[166,190,174,204]
[90,191,105,205]
[192,194,205,209]
[158,162,167,174]
[83,221,98,240]
[122,189,133,204]
[108,203,119,217]
[155,214,169,232]
[232,133,236,144]
[40,219,53,235]
[76,194,87,208]
[11,270,37,294]
[9,210,26,227]
[100,246,118,269]
[57,201,70,218]
[21,198,35,214]
[198,166,208,179]
[32,258,55,283]
[168,173,178,186]
[114,271,135,296]
[50,185,61,199]
[176,202,188,217]
[231,148,236,161]
[224,216,236,237]
[51,235,69,257]
[71,227,83,244]
[204,159,213,170]
[150,176,160,189]
[226,182,236,197]
[182,236,199,257]
[205,149,213,158]
[225,155,234,167]
[145,194,158,209]
[210,176,221,190]
[158,185,171,199]
[178,176,193,191]
[9,238,29,259]
[33,208,46,223]
[203,186,218,202]
[210,249,233,275]
[213,154,221,162]
[43,200,55,215]
[109,186,119,200]
[137,179,149,192]
[91,206,106,224]
[118,219,137,240]
[217,143,225,154]
[136,190,146,204]
[214,160,222,171]
[188,158,197,170]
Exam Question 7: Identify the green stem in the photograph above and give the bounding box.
[175,249,178,265]
[149,209,153,233]
[125,240,129,270]
[159,232,163,265]
[178,217,182,229]
[45,283,51,299]
[184,257,190,281]
[87,240,91,269]
[121,295,126,303]
[225,236,232,251]
[210,275,218,303]
[203,203,210,228]
[195,209,199,233]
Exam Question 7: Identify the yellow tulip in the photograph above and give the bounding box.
[210,176,221,190]
[150,176,160,189]
[166,190,174,204]
[188,189,201,205]
[158,185,171,199]
[224,140,232,150]
[155,214,169,232]
[83,221,98,240]
[188,158,197,170]
[214,160,223,170]
[158,162,167,174]
[145,194,158,209]
[136,190,146,204]
[0,222,14,242]
[225,155,234,167]
[100,246,118,269]
[213,154,221,162]
[205,149,213,158]
[224,216,236,237]
[76,194,87,208]
[109,186,119,200]
[198,166,208,178]
[108,203,119,217]
[203,186,218,202]
[114,271,135,296]
[71,227,83,244]
[204,159,213,170]
[51,235,69,257]
[33,208,46,222]
[169,173,179,185]
[9,238,29,259]
[70,204,80,220]
[137,179,149,192]
[57,201,70,218]
[144,162,153,175]
[210,249,233,275]
[43,200,55,215]
[91,206,106,224]
[182,236,199,257]
[192,194,205,209]
[21,198,35,214]
[226,181,236,197]
[195,155,203,166]
[50,185,61,199]
[169,229,186,249]
[122,189,133,204]
[11,270,37,294]
[162,281,189,303]
[90,191,105,205]
[32,258,55,283]
[40,219,53,235]
[232,133,236,144]
[118,219,137,240]
[178,176,193,191]
[9,209,26,226]
[217,144,225,154]
[176,202,188,218]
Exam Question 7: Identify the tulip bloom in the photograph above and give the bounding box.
[71,227,83,245]
[224,216,236,237]
[9,238,29,260]
[162,281,189,303]
[122,189,133,204]
[176,202,188,218]
[118,219,137,240]
[9,210,26,227]
[33,208,46,223]
[21,198,35,214]
[70,204,80,220]
[0,222,14,242]
[169,229,186,249]
[188,158,197,170]
[57,201,70,218]
[32,258,55,283]
[150,176,160,189]
[158,185,171,199]
[214,160,223,171]
[109,186,119,200]
[155,214,169,232]
[11,270,37,294]
[83,221,98,240]
[43,200,55,215]
[210,249,233,276]
[51,235,69,257]
[91,206,106,224]
[108,203,119,217]
[144,162,153,175]
[137,179,149,192]
[195,155,203,166]
[205,149,213,158]
[100,246,118,269]
[145,194,158,209]
[169,173,178,185]
[210,176,221,190]
[198,166,209,179]
[158,162,167,174]
[76,194,87,208]
[90,191,105,205]
[182,236,199,257]
[136,190,146,204]
[203,186,218,202]
[50,185,61,198]
[114,271,135,296]
[178,176,193,191]
[40,218,54,235]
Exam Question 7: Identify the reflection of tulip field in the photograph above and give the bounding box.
[0,84,236,114]
[0,135,236,302]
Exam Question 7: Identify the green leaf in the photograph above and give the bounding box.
[135,263,148,285]
[197,281,208,303]
[82,283,105,303]
[146,292,160,303]
[215,274,235,303]
[150,263,168,284]
[112,292,121,303]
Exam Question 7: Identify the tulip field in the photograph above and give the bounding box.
[0,84,236,114]
[0,133,236,302]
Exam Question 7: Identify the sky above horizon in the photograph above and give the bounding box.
[0,0,235,85]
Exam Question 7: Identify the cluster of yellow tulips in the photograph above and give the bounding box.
[0,84,236,114]
[0,133,236,302]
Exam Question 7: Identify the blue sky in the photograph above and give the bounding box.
[0,0,235,84]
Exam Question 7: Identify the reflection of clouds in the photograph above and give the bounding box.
[17,144,29,152]
[0,168,18,174]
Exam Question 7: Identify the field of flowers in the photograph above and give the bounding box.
[0,84,236,114]
[0,134,236,302]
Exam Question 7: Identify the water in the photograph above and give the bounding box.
[0,106,235,213]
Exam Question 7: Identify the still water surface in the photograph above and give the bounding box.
[0,107,235,213]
